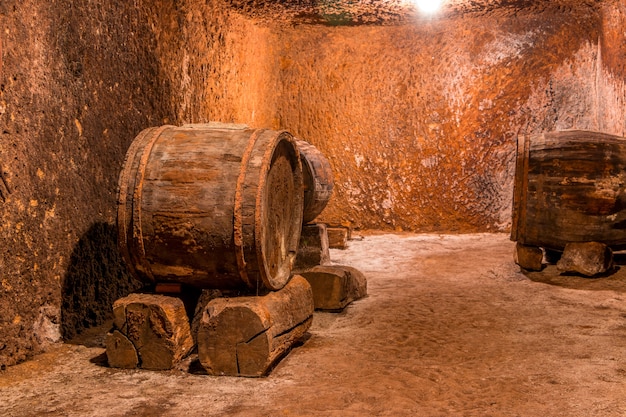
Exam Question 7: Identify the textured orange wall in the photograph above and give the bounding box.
[0,0,174,366]
[601,0,626,81]
[1,0,625,367]
[203,6,625,232]
[125,1,626,234]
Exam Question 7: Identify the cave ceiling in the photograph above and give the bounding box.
[225,0,603,25]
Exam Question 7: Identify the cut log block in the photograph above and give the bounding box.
[326,226,350,249]
[105,330,139,369]
[293,223,330,273]
[107,293,194,370]
[556,242,614,277]
[514,243,544,271]
[300,265,367,312]
[197,275,314,377]
[190,289,223,345]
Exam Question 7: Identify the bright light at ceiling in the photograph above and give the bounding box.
[414,0,444,14]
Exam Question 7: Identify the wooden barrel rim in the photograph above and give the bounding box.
[233,128,265,289]
[296,140,334,223]
[117,127,150,278]
[233,129,304,291]
[130,125,172,281]
[255,131,303,291]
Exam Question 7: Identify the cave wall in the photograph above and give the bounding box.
[0,0,625,367]
[0,0,238,369]
[598,0,626,134]
[0,0,174,367]
[206,2,626,232]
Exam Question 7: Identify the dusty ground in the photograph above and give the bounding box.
[1,232,626,416]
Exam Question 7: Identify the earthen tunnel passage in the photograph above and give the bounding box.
[1,0,626,415]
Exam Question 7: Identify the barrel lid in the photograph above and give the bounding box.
[235,130,304,291]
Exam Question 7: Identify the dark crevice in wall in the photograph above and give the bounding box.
[0,168,11,202]
[60,222,142,341]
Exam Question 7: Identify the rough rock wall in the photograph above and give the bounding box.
[0,0,238,369]
[89,0,626,236]
[598,0,626,135]
[209,4,614,232]
[1,0,625,368]
[145,0,232,124]
[0,0,175,368]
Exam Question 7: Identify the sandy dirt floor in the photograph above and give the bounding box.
[1,232,626,416]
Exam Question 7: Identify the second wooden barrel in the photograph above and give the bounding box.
[117,123,304,292]
[296,140,334,223]
[511,129,626,250]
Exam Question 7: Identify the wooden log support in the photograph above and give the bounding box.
[197,275,314,377]
[106,293,194,370]
[326,226,350,249]
[300,265,367,312]
[190,289,223,345]
[514,243,544,271]
[293,223,330,273]
[556,242,614,277]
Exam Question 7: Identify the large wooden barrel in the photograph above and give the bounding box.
[511,130,626,250]
[296,140,334,223]
[117,123,304,292]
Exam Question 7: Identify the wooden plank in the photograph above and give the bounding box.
[293,223,331,273]
[326,226,350,249]
[300,265,367,312]
[154,283,183,294]
[197,275,314,377]
[106,293,194,370]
